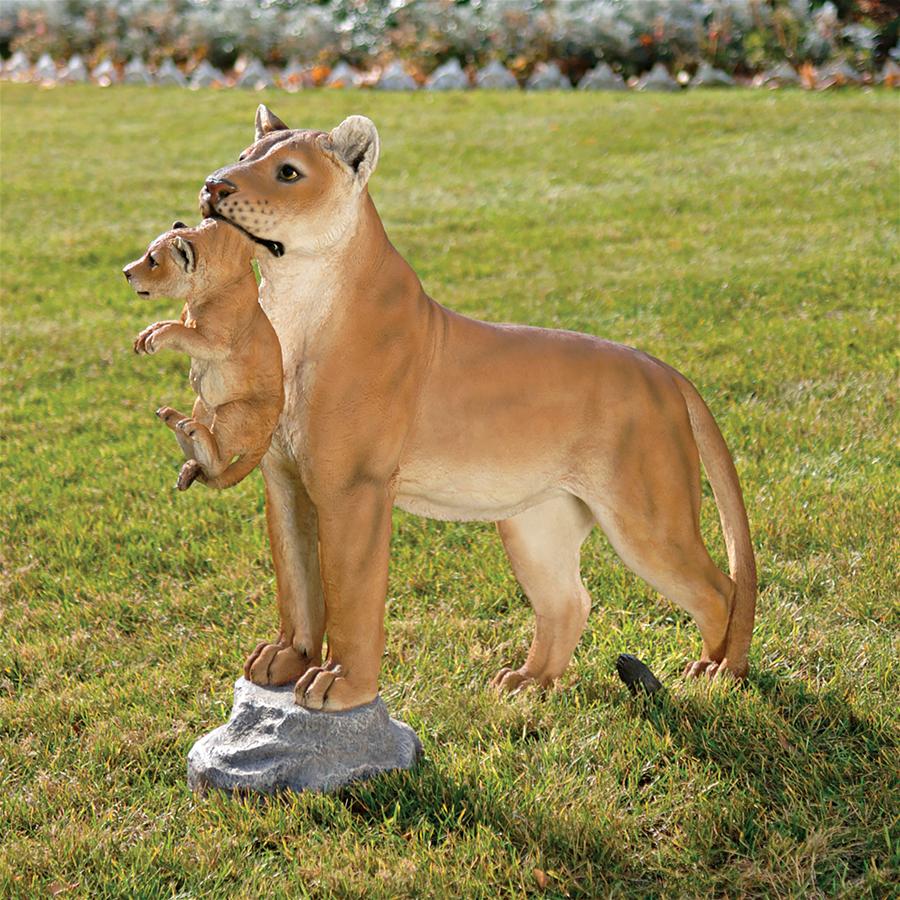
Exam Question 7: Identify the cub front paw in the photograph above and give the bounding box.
[133,321,172,355]
[244,641,312,686]
[294,663,377,711]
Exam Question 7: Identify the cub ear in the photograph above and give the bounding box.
[170,235,196,274]
[172,220,187,230]
[255,104,289,142]
[319,115,380,186]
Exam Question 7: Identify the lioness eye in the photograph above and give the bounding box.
[278,163,301,182]
[148,253,158,269]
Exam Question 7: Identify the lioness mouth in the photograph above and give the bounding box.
[211,213,284,258]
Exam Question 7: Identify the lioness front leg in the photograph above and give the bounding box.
[243,457,325,686]
[294,483,391,711]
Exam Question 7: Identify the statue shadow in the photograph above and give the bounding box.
[329,673,894,890]
[614,671,895,832]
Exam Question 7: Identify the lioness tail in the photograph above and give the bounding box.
[672,372,757,676]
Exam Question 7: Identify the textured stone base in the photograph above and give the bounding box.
[187,678,422,795]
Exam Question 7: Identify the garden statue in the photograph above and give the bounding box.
[124,219,283,491]
[197,105,757,717]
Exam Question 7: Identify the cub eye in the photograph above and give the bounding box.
[238,151,247,161]
[148,253,159,269]
[278,163,302,182]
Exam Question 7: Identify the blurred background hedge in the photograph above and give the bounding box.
[1,0,897,82]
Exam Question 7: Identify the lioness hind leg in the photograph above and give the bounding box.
[493,493,595,693]
[588,497,735,679]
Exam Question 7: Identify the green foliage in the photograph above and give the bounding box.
[1,85,898,898]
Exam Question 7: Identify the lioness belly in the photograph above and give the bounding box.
[394,465,564,522]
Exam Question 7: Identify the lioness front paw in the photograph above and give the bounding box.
[294,663,377,711]
[491,666,537,695]
[244,641,312,686]
[683,658,745,680]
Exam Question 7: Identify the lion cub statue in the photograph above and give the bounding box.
[123,218,283,490]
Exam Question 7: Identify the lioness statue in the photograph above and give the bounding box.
[124,218,283,491]
[199,105,757,711]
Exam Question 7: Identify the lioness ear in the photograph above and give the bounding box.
[172,220,187,230]
[170,235,195,273]
[319,115,380,186]
[255,104,288,142]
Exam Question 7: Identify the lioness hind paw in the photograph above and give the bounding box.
[683,659,744,680]
[491,667,536,695]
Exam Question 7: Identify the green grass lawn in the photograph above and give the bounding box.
[1,84,898,898]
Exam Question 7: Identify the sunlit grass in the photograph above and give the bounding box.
[1,84,898,898]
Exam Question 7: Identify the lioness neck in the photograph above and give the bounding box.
[257,193,425,359]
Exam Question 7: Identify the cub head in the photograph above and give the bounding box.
[199,105,380,258]
[122,218,253,299]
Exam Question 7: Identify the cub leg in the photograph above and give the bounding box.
[493,493,596,693]
[242,455,325,686]
[172,400,247,490]
[156,406,194,460]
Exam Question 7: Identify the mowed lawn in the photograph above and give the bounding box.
[1,84,898,898]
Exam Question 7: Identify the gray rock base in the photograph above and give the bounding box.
[188,678,422,794]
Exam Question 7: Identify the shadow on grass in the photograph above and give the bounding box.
[622,673,896,882]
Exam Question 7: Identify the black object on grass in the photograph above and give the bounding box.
[616,654,663,697]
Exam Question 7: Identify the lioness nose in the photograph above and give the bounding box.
[123,267,133,281]
[205,178,237,204]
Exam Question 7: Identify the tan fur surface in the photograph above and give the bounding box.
[200,106,757,710]
[124,218,284,491]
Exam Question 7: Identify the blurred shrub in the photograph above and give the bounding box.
[0,0,895,76]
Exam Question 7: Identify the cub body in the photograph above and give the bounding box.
[123,218,283,490]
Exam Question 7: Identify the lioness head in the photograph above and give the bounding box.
[122,218,253,299]
[198,105,380,257]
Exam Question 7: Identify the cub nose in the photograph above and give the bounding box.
[204,178,237,204]
[122,266,133,281]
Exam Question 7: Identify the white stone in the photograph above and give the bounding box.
[155,59,187,87]
[637,62,679,92]
[476,60,518,90]
[526,61,570,90]
[578,62,626,91]
[426,58,469,91]
[3,50,30,80]
[754,62,800,88]
[280,58,311,90]
[236,58,273,90]
[377,60,417,91]
[325,61,358,88]
[92,59,119,86]
[59,54,88,83]
[124,57,152,85]
[34,53,57,82]
[691,62,735,87]
[879,59,900,85]
[190,60,226,89]
[187,678,422,795]
[817,60,863,86]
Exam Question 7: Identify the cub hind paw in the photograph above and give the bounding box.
[177,459,204,491]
